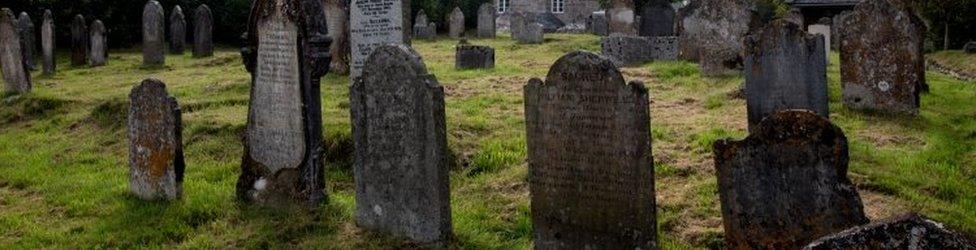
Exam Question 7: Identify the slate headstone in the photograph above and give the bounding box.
[713,110,869,249]
[70,14,88,66]
[17,12,35,71]
[805,214,976,249]
[193,5,213,58]
[169,5,186,54]
[128,78,184,201]
[448,7,465,39]
[143,0,166,66]
[965,41,976,54]
[40,10,55,75]
[840,0,925,115]
[325,0,351,75]
[588,11,608,36]
[601,35,678,66]
[477,3,496,38]
[350,0,409,78]
[455,41,494,69]
[607,0,637,35]
[525,51,656,249]
[676,0,759,76]
[807,24,831,63]
[0,8,30,93]
[89,20,107,67]
[350,44,452,243]
[639,0,675,37]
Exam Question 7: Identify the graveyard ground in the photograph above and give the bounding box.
[1,34,975,248]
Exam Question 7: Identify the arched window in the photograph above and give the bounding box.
[551,0,564,13]
[498,0,509,13]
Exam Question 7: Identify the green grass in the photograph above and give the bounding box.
[1,33,974,248]
[929,50,976,78]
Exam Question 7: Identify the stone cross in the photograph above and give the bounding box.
[448,7,464,39]
[639,0,674,37]
[350,0,409,78]
[607,0,637,35]
[0,8,30,93]
[676,0,758,76]
[805,214,976,249]
[455,41,494,69]
[238,0,332,208]
[525,51,656,249]
[169,5,186,54]
[128,78,184,201]
[350,44,452,243]
[16,12,35,71]
[714,110,868,249]
[476,3,495,38]
[143,0,166,66]
[70,14,87,66]
[89,20,107,66]
[40,10,55,75]
[193,5,214,58]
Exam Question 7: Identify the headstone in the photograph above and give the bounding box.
[415,9,428,26]
[477,3,496,38]
[639,0,675,37]
[89,20,107,67]
[193,5,213,58]
[169,5,186,54]
[965,41,976,54]
[713,110,869,249]
[70,14,88,66]
[805,214,976,249]
[744,20,828,131]
[840,0,925,115]
[350,0,409,78]
[607,0,637,35]
[350,44,452,243]
[588,11,608,36]
[238,0,332,207]
[40,10,55,75]
[601,35,678,66]
[413,21,436,40]
[0,8,30,93]
[525,51,656,249]
[16,12,35,71]
[455,41,494,69]
[807,24,831,63]
[143,0,166,66]
[325,0,351,75]
[831,11,852,51]
[128,78,184,201]
[512,13,544,44]
[676,0,759,76]
[448,7,465,39]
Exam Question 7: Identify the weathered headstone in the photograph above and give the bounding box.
[238,0,332,207]
[808,24,831,63]
[40,10,55,75]
[70,14,87,66]
[325,0,351,75]
[965,41,976,54]
[805,214,976,249]
[744,19,828,131]
[713,110,869,249]
[415,9,428,26]
[639,0,675,37]
[0,8,30,93]
[840,0,925,115]
[413,21,436,40]
[128,78,184,201]
[89,20,107,67]
[350,44,452,243]
[477,3,495,38]
[448,7,465,39]
[512,13,544,44]
[350,0,409,78]
[143,0,166,66]
[169,5,186,54]
[831,11,851,51]
[193,5,213,58]
[588,11,608,36]
[17,12,35,71]
[525,51,656,249]
[607,0,637,35]
[455,40,494,69]
[676,0,759,76]
[601,35,678,66]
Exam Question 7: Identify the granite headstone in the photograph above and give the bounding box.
[16,12,35,71]
[350,0,409,78]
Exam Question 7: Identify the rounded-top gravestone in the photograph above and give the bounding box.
[41,10,55,75]
[143,0,166,66]
[70,14,87,66]
[169,5,186,54]
[477,3,495,38]
[0,8,30,93]
[17,12,35,71]
[193,4,213,58]
[89,20,107,67]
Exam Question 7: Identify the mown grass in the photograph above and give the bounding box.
[0,33,974,248]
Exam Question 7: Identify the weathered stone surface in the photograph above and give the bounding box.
[350,0,409,78]
[587,11,608,36]
[840,0,925,115]
[40,10,54,75]
[601,35,677,66]
[511,11,565,34]
[324,0,351,75]
[350,44,452,243]
[713,110,869,249]
[17,12,35,71]
[238,0,332,208]
[676,0,759,76]
[448,7,465,39]
[831,11,851,51]
[413,21,436,40]
[784,8,804,26]
[511,13,544,44]
[70,14,87,66]
[193,5,213,58]
[477,3,495,38]
[455,41,494,69]
[639,0,675,37]
[169,6,186,54]
[608,0,637,35]
[89,20,107,67]
[805,214,976,249]
[128,78,184,201]
[525,51,656,249]
[1,8,30,93]
[966,42,976,54]
[415,9,428,26]
[143,0,166,66]
[807,24,831,63]
[744,20,828,131]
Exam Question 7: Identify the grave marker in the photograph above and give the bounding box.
[169,6,186,54]
[0,8,30,93]
[71,14,87,66]
[41,10,55,75]
[128,78,184,201]
[448,7,464,39]
[350,0,409,78]
[676,0,759,76]
[193,5,213,58]
[806,214,976,249]
[455,40,494,69]
[17,12,35,71]
[477,3,495,38]
[607,0,637,35]
[143,0,166,66]
[639,0,675,37]
[89,20,107,66]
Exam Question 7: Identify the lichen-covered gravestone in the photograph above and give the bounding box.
[1,8,30,93]
[143,0,166,66]
[128,78,185,201]
[350,44,452,243]
[676,0,759,76]
[17,12,35,71]
[639,0,675,37]
[448,7,464,39]
[744,20,828,131]
[70,14,87,66]
[89,20,107,67]
[840,0,925,115]
[455,40,494,69]
[238,0,332,208]
[607,0,637,35]
[525,51,656,249]
[350,0,409,78]
[477,3,495,38]
[713,110,869,249]
[193,5,213,58]
[40,10,55,75]
[169,6,186,54]
[805,214,976,249]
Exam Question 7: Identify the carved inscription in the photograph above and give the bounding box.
[350,0,404,78]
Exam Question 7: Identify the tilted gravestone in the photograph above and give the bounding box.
[41,10,55,75]
[70,14,88,66]
[805,214,976,249]
[238,0,332,207]
[0,8,31,93]
[193,5,213,58]
[807,24,831,63]
[744,19,828,131]
[607,0,637,35]
[17,12,35,71]
[525,51,656,249]
[713,110,869,249]
[350,44,452,243]
[350,0,409,78]
[639,0,675,37]
[601,35,678,66]
[477,3,495,38]
[89,20,107,67]
[676,0,758,76]
[840,0,925,115]
[448,7,465,39]
[324,0,351,75]
[169,5,186,54]
[143,0,166,66]
[455,40,494,69]
[128,78,184,201]
[588,11,608,36]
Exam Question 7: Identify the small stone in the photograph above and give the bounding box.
[964,41,976,54]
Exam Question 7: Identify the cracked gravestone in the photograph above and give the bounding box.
[1,8,30,93]
[89,20,107,66]
[350,0,409,78]
[17,12,35,71]
[448,7,465,39]
[169,6,186,54]
[71,14,87,66]
[193,5,213,58]
[41,10,55,75]
[128,78,184,201]
[455,40,494,69]
[143,0,166,66]
[639,0,675,37]
[676,0,759,76]
[477,3,496,38]
[805,214,976,249]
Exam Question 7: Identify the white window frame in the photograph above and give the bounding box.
[551,0,564,13]
[498,0,509,13]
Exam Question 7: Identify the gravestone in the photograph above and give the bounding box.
[965,42,976,54]
[143,0,166,66]
[325,0,351,75]
[415,9,428,26]
[713,110,869,249]
[128,78,184,201]
[676,0,759,76]
[70,14,87,66]
[601,35,678,66]
[413,22,436,40]
[350,44,452,243]
[588,11,608,36]
[448,7,464,39]
[805,214,976,249]
[831,11,851,51]
[607,0,637,35]
[89,20,107,67]
[477,3,495,38]
[455,40,494,69]
[744,20,828,131]
[525,51,656,249]
[0,8,30,93]
[193,5,213,58]
[639,0,675,37]
[169,5,186,54]
[512,14,544,44]
[807,24,831,63]
[17,12,35,71]
[350,0,409,78]
[840,0,925,115]
[238,0,332,207]
[40,10,55,75]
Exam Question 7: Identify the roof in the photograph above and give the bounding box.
[785,0,861,7]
